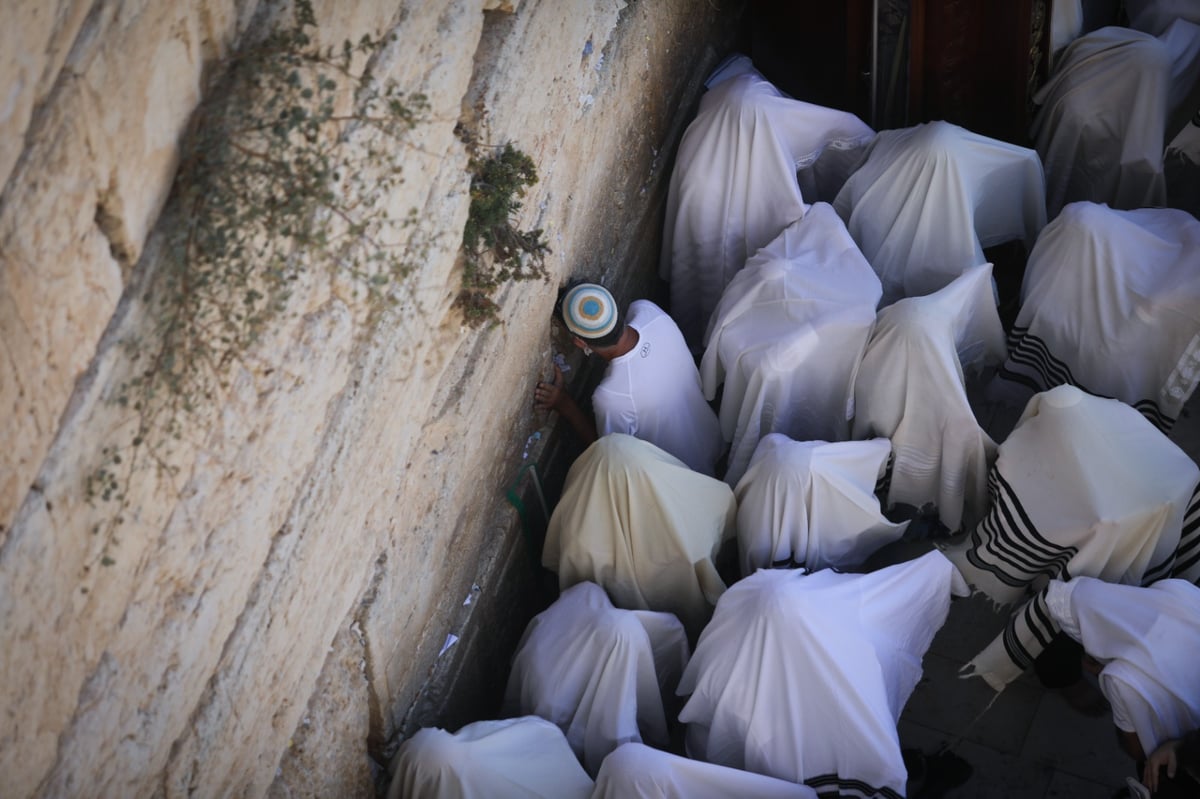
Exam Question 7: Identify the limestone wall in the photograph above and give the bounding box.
[0,0,742,796]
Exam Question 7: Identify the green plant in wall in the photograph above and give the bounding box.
[457,143,550,325]
[85,1,429,551]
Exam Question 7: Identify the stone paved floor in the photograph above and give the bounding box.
[870,381,1200,799]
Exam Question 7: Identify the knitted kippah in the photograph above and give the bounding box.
[562,283,618,340]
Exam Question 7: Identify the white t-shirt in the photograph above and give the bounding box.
[593,301,723,476]
[1044,576,1200,757]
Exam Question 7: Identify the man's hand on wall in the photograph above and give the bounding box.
[533,366,597,445]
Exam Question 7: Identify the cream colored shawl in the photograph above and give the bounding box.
[543,434,736,638]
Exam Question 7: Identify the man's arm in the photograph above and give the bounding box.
[1144,729,1200,792]
[1118,728,1145,764]
[533,366,598,445]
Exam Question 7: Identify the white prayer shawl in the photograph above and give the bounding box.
[677,550,967,798]
[661,69,874,346]
[502,582,689,775]
[1050,0,1084,68]
[833,121,1046,307]
[592,743,820,799]
[1127,0,1200,36]
[388,716,593,799]
[700,204,882,485]
[1031,24,1200,217]
[948,385,1200,690]
[1159,19,1200,111]
[733,434,907,576]
[851,264,1007,533]
[1045,577,1200,757]
[992,202,1200,433]
[543,434,736,638]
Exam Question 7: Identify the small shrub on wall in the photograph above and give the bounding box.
[456,142,550,326]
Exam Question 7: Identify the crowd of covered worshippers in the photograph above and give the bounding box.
[388,4,1200,798]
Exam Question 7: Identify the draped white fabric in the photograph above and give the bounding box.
[1045,577,1200,756]
[1126,0,1200,36]
[949,385,1200,607]
[661,67,873,346]
[592,743,819,799]
[677,550,966,797]
[1032,24,1200,217]
[833,121,1045,306]
[1158,19,1200,111]
[991,202,1200,433]
[851,264,1006,533]
[388,716,593,799]
[542,434,736,638]
[1049,0,1084,67]
[733,434,906,575]
[502,582,688,776]
[700,204,882,485]
[948,385,1200,688]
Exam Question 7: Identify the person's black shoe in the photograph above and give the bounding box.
[905,748,973,798]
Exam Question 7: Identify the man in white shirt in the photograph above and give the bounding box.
[534,281,723,476]
[1043,576,1200,779]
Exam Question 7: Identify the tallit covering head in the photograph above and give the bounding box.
[1032,24,1200,217]
[661,66,874,347]
[1126,0,1200,36]
[851,264,1006,533]
[592,742,820,799]
[387,716,593,799]
[502,582,689,776]
[734,434,907,575]
[992,202,1200,433]
[1049,0,1084,67]
[700,204,882,485]
[948,385,1200,689]
[833,120,1046,307]
[1045,577,1200,757]
[951,385,1200,606]
[677,550,967,795]
[543,434,736,638]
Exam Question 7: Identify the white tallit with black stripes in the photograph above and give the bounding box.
[990,202,1200,433]
[677,550,967,799]
[947,385,1200,690]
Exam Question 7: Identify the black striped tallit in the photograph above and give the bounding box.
[1000,587,1060,673]
[1144,481,1200,584]
[806,772,904,799]
[997,482,1200,678]
[999,327,1176,433]
[875,451,894,502]
[965,470,1078,590]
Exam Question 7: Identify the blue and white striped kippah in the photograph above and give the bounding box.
[562,283,617,340]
